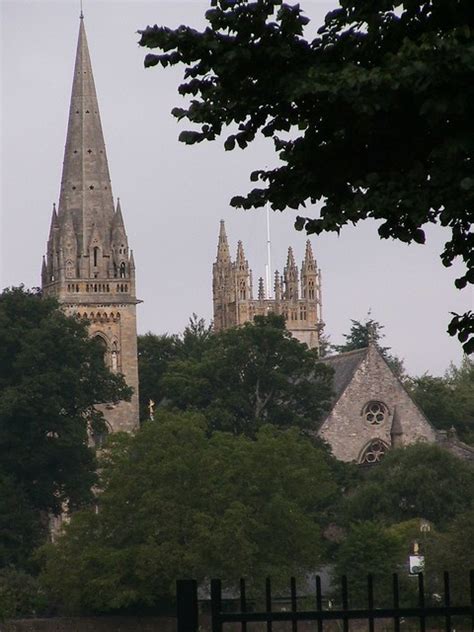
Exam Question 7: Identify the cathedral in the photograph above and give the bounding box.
[41,15,139,433]
[213,221,323,350]
[39,15,474,466]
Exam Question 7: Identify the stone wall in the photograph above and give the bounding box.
[319,345,436,462]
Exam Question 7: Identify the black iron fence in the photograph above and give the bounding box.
[177,571,474,632]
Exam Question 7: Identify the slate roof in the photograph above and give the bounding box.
[320,347,368,402]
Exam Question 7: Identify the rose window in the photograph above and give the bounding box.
[363,401,388,425]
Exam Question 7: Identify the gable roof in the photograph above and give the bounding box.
[320,347,368,402]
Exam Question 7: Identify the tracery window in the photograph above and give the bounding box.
[363,401,388,425]
[359,439,389,465]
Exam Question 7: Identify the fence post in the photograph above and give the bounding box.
[177,579,199,632]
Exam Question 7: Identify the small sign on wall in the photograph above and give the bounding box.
[409,555,425,575]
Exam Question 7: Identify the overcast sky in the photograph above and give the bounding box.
[1,0,472,376]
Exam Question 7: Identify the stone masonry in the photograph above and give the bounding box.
[41,16,139,432]
[213,221,323,350]
[319,344,437,463]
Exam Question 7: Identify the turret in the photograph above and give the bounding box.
[390,406,403,448]
[212,220,235,331]
[258,277,265,300]
[301,240,317,300]
[284,246,299,300]
[235,240,250,301]
[274,270,282,302]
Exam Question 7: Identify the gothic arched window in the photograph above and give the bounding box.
[93,247,99,267]
[359,439,389,465]
[120,262,126,278]
[362,401,388,425]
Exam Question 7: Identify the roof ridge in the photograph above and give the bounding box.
[321,347,368,361]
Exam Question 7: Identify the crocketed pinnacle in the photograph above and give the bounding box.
[286,246,296,268]
[58,17,114,255]
[216,220,231,263]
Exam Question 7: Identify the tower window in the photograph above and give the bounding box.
[120,262,126,278]
[93,247,99,267]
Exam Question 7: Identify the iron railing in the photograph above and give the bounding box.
[177,571,474,632]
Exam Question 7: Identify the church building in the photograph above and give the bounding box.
[213,221,324,350]
[41,15,139,433]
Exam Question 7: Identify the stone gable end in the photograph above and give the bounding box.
[319,345,436,463]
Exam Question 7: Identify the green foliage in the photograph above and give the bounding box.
[343,444,474,528]
[425,510,474,604]
[0,568,47,620]
[408,356,474,444]
[0,474,45,569]
[138,314,213,421]
[333,521,406,607]
[39,410,338,613]
[138,0,474,352]
[0,287,131,565]
[333,316,405,378]
[160,313,333,436]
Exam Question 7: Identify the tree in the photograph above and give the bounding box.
[334,315,405,378]
[160,313,334,436]
[332,522,405,607]
[138,0,474,352]
[425,510,474,605]
[39,411,338,613]
[0,287,131,535]
[138,333,180,421]
[343,444,474,528]
[408,356,474,444]
[138,314,214,421]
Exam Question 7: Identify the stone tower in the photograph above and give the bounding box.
[212,222,323,350]
[42,16,139,433]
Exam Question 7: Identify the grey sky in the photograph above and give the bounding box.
[1,0,471,376]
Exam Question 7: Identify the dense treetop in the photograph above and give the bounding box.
[40,411,338,612]
[139,0,474,352]
[142,313,334,435]
[0,287,131,567]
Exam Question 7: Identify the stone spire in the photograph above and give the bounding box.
[58,17,114,255]
[258,277,265,300]
[41,16,139,434]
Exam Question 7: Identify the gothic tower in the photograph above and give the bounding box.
[42,16,139,433]
[212,222,323,350]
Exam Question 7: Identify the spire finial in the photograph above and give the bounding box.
[80,0,84,19]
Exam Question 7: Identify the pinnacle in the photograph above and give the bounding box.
[304,239,314,261]
[286,246,296,267]
[216,220,230,262]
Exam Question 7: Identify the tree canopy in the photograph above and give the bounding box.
[342,444,474,528]
[138,0,474,352]
[408,356,474,444]
[138,314,213,421]
[0,287,131,565]
[333,315,405,377]
[39,411,338,612]
[158,313,333,436]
